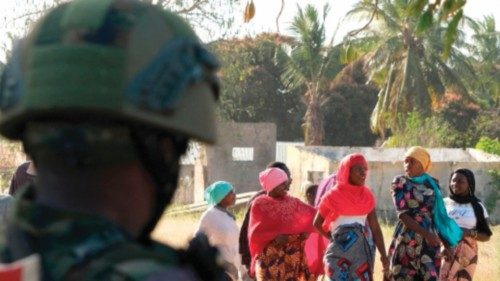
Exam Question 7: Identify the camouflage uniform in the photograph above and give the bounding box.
[0,0,225,280]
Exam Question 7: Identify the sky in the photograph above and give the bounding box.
[1,0,500,62]
[235,0,500,43]
[233,0,358,43]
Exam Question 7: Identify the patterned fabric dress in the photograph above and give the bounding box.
[324,223,375,281]
[248,194,317,280]
[388,175,441,281]
[317,153,377,281]
[439,236,478,281]
[255,234,316,281]
[439,197,490,281]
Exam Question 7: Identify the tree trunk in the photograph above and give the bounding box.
[303,92,324,146]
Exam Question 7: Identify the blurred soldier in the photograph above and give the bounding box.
[0,0,225,280]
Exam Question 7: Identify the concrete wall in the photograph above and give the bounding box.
[202,122,276,200]
[172,165,195,204]
[286,145,331,197]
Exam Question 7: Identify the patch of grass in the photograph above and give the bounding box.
[153,215,500,280]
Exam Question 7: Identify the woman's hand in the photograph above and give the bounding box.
[381,256,391,281]
[440,247,454,261]
[461,228,477,239]
[380,255,389,271]
[313,212,330,238]
[299,232,310,241]
[274,234,288,246]
[423,232,441,247]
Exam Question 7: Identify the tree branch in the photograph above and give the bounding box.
[13,10,46,22]
[347,0,379,38]
[276,0,285,34]
[174,0,206,14]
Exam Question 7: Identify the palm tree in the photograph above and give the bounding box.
[278,4,342,145]
[344,0,475,140]
[466,16,500,108]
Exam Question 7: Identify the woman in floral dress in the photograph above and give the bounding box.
[388,146,463,281]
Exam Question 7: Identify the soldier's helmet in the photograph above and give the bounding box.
[0,0,219,144]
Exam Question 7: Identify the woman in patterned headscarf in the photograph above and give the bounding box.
[313,153,388,280]
[248,167,317,281]
[440,169,492,281]
[388,146,462,281]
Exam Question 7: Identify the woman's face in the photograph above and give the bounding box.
[348,164,367,186]
[284,174,292,191]
[219,190,236,207]
[404,157,424,177]
[450,173,470,196]
[268,182,288,198]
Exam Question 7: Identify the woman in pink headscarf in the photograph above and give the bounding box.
[313,153,388,280]
[248,167,317,281]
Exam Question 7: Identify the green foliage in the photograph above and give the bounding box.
[472,110,500,143]
[408,0,466,57]
[384,106,498,148]
[323,61,379,146]
[466,16,500,108]
[346,0,475,141]
[323,84,378,146]
[438,99,479,133]
[484,169,500,214]
[384,111,465,147]
[410,0,428,18]
[278,4,344,145]
[210,34,305,141]
[443,10,462,58]
[475,137,500,155]
[416,10,433,34]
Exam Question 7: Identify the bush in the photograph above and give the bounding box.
[475,137,500,155]
[484,169,500,214]
[384,111,462,147]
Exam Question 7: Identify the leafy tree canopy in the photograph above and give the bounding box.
[210,33,305,141]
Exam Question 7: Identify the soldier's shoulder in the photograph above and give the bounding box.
[66,240,192,280]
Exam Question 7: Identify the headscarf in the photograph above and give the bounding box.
[258,167,288,192]
[318,153,375,232]
[314,173,336,207]
[304,173,336,275]
[204,181,233,206]
[449,169,492,237]
[404,147,463,246]
[405,146,432,172]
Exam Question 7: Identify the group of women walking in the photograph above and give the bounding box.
[195,146,493,281]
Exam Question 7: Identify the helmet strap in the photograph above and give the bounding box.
[129,126,187,243]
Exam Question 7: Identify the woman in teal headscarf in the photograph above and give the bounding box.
[196,181,242,281]
[387,146,462,281]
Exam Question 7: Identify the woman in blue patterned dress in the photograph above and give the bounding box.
[388,146,462,281]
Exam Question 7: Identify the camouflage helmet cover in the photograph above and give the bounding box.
[0,0,219,143]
